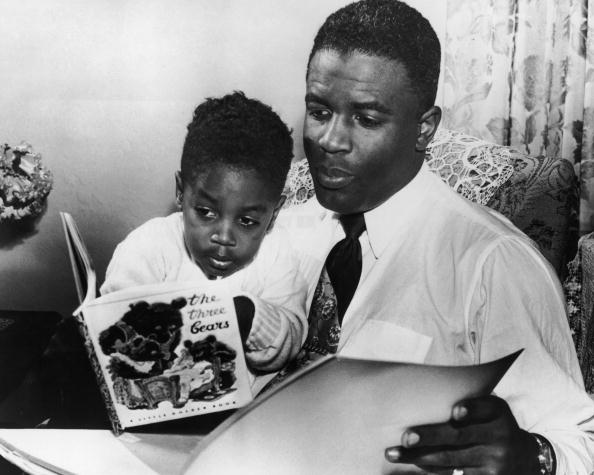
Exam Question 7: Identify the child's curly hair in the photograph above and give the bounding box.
[181,91,293,195]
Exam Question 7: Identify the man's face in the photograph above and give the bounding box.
[176,164,282,279]
[304,50,425,214]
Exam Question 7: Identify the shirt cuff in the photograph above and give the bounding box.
[246,295,283,350]
[238,291,302,372]
[540,429,594,474]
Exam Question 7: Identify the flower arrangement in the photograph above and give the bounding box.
[0,142,53,222]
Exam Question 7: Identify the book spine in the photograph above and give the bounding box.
[75,314,124,435]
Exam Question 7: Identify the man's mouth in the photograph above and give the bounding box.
[314,166,355,190]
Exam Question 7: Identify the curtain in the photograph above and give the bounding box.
[442,0,594,234]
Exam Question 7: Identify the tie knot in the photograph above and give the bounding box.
[339,213,366,239]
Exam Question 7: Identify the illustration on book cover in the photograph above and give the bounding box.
[99,295,239,410]
[83,284,252,428]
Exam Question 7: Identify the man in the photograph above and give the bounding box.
[281,0,594,473]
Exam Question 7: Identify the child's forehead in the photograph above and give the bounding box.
[185,163,279,203]
[187,164,259,188]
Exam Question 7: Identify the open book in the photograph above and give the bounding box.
[0,350,520,474]
[60,212,256,434]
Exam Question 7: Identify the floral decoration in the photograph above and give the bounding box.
[0,142,53,222]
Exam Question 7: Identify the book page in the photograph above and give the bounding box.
[184,350,521,475]
[82,280,253,431]
[0,429,160,475]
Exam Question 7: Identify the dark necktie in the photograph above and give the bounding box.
[299,213,366,356]
[260,214,367,391]
[326,213,366,324]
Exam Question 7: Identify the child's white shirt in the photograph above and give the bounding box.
[100,212,307,372]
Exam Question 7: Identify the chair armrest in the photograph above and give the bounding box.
[564,233,594,392]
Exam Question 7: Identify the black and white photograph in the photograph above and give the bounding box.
[1,1,594,474]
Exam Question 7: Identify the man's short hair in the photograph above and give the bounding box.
[181,91,293,195]
[308,0,441,112]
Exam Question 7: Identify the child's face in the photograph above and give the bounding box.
[176,164,284,280]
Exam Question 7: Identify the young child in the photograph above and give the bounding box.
[100,91,306,373]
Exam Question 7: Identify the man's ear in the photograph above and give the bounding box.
[266,195,286,232]
[415,105,442,152]
[175,171,183,207]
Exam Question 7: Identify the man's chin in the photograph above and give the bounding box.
[315,187,363,215]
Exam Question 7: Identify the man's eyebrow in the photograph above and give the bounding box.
[305,92,328,105]
[352,100,392,114]
[305,93,392,115]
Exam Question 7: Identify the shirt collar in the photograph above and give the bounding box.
[363,160,434,258]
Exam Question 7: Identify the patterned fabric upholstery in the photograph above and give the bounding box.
[284,128,578,277]
[486,154,578,278]
[564,233,594,392]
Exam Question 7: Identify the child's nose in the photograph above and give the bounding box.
[211,222,236,246]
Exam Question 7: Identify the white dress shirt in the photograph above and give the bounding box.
[279,161,594,473]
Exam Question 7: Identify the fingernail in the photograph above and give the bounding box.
[453,405,468,420]
[404,431,420,447]
[385,447,400,462]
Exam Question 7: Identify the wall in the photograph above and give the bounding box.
[0,0,446,318]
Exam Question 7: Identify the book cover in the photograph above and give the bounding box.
[60,212,253,434]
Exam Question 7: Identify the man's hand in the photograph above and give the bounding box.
[384,395,542,474]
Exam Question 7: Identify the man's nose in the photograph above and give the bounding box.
[211,221,236,246]
[318,116,351,153]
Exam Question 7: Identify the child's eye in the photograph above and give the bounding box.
[239,216,259,227]
[195,207,216,219]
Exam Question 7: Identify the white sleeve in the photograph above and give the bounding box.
[470,238,594,473]
[239,228,308,372]
[100,225,167,295]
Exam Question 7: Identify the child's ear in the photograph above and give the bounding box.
[266,195,286,233]
[175,171,183,207]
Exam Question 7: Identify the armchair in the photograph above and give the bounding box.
[565,234,594,392]
[283,127,591,389]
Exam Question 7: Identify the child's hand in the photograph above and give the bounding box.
[233,295,255,343]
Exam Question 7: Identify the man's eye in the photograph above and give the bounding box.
[307,107,331,122]
[195,207,216,219]
[239,216,259,227]
[355,114,381,129]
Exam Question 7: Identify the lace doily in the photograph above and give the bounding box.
[283,128,515,208]
[283,159,315,207]
[425,129,515,206]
